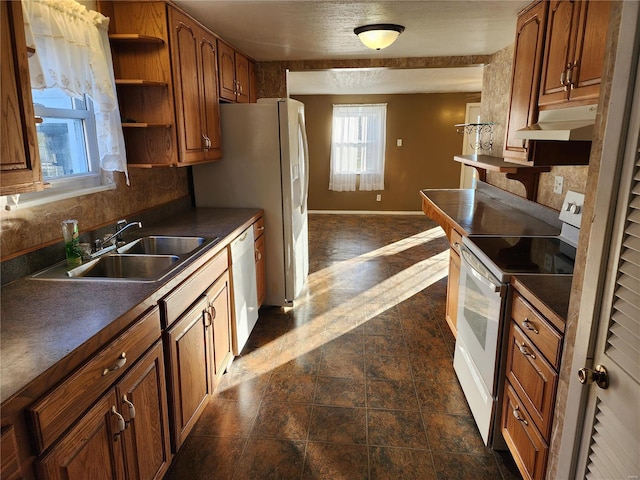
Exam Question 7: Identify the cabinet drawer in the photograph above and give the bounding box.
[162,248,229,328]
[505,322,558,439]
[29,307,161,454]
[511,293,563,368]
[502,383,548,480]
[253,216,265,239]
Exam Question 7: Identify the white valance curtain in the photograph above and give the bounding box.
[22,0,129,184]
[329,103,387,192]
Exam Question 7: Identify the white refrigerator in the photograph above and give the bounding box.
[193,98,310,307]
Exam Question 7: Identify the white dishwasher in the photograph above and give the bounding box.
[229,226,259,355]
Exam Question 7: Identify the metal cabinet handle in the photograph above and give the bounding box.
[210,304,217,320]
[560,70,566,86]
[522,318,539,334]
[257,225,265,232]
[518,342,536,359]
[203,309,212,328]
[103,352,126,376]
[122,395,136,423]
[111,406,126,440]
[512,406,528,426]
[255,250,262,262]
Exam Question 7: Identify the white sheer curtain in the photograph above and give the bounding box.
[22,0,129,184]
[329,104,387,192]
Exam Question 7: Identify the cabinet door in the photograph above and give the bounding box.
[569,0,610,102]
[235,52,250,103]
[445,247,460,338]
[503,1,547,163]
[169,8,205,164]
[217,40,237,102]
[38,391,126,480]
[538,0,580,106]
[116,341,171,480]
[207,271,232,378]
[255,233,266,307]
[199,31,222,160]
[505,323,557,438]
[1,1,43,196]
[165,296,211,450]
[0,426,23,480]
[502,383,548,480]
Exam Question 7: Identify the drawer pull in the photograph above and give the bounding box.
[122,395,136,423]
[203,310,212,328]
[522,318,539,334]
[512,406,528,426]
[111,406,126,439]
[257,225,265,232]
[255,250,262,262]
[518,342,536,359]
[210,305,217,320]
[102,352,127,376]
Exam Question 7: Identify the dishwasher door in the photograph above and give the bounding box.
[229,226,259,355]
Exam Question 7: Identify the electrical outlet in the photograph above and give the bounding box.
[554,176,564,194]
[376,194,382,202]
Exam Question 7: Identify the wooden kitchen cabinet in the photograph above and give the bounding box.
[218,40,253,103]
[538,0,610,107]
[1,0,44,196]
[501,280,565,480]
[254,216,266,307]
[99,1,221,167]
[445,229,462,337]
[165,296,212,451]
[169,7,221,163]
[37,339,170,480]
[1,426,24,480]
[206,271,233,377]
[162,248,232,450]
[503,1,548,163]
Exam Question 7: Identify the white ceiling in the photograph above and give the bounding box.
[173,0,528,94]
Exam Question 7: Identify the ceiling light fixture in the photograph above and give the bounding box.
[354,24,405,50]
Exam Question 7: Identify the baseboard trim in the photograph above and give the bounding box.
[308,210,424,216]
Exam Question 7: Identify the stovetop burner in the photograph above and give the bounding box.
[467,236,576,275]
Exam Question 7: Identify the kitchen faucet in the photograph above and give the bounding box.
[93,219,142,254]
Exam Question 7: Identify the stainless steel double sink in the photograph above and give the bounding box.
[32,236,218,282]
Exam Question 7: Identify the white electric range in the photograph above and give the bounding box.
[453,191,583,448]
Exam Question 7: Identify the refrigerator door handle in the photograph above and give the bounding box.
[298,111,310,214]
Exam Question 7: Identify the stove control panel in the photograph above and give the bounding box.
[559,190,585,229]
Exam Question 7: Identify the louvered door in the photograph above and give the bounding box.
[575,67,640,478]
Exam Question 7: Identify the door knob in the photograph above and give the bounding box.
[578,364,609,389]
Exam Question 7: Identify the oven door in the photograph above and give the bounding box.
[453,242,507,445]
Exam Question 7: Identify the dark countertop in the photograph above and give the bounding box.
[511,275,573,330]
[420,184,561,236]
[1,207,261,404]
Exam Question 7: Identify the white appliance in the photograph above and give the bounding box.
[193,98,309,307]
[454,191,584,448]
[229,226,259,354]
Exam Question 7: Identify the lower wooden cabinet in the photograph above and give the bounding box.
[0,426,24,480]
[165,296,211,451]
[207,271,232,378]
[445,229,462,338]
[502,280,565,480]
[501,384,548,480]
[37,341,170,480]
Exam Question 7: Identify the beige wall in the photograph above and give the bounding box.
[294,92,480,212]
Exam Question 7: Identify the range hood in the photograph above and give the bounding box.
[514,105,597,141]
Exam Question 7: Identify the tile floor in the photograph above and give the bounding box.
[165,214,521,480]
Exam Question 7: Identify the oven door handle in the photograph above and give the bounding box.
[468,265,500,293]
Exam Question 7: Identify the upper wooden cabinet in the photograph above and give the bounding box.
[503,1,548,163]
[538,0,611,107]
[169,8,222,163]
[1,1,44,196]
[218,40,254,103]
[99,1,221,167]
